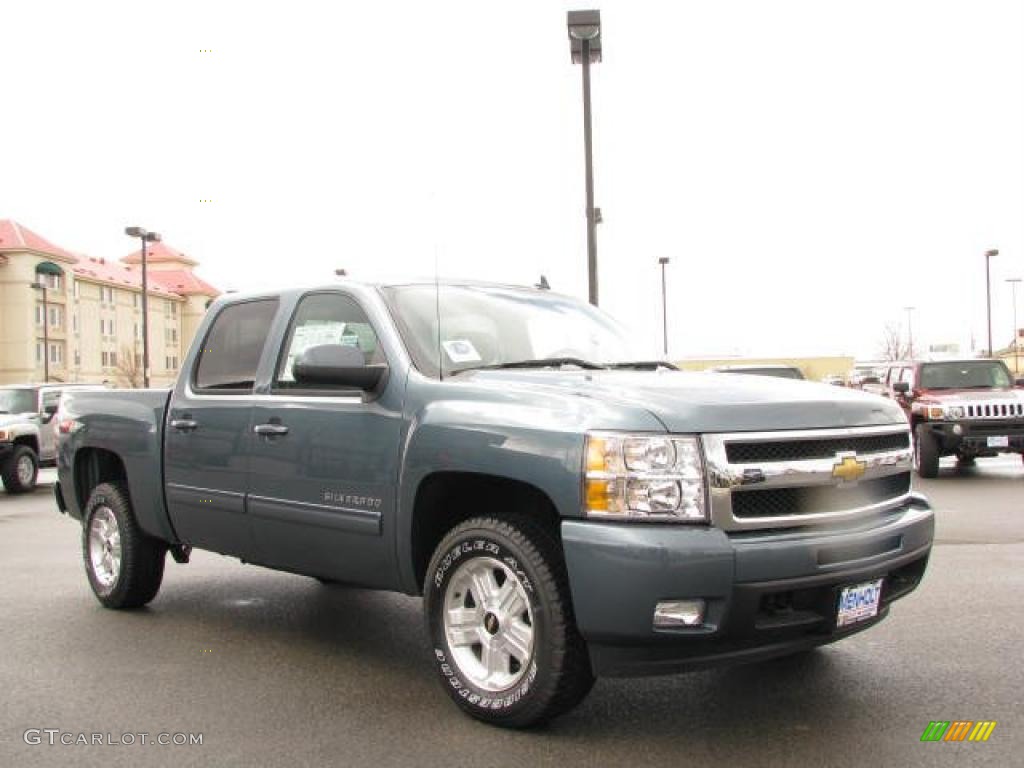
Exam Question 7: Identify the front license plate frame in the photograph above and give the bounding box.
[836,578,884,628]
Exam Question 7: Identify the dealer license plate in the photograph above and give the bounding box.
[836,579,884,628]
[987,435,1009,448]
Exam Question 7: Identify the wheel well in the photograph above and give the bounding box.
[73,448,128,510]
[13,435,39,455]
[411,472,561,593]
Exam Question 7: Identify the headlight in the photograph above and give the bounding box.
[0,429,10,442]
[584,433,707,522]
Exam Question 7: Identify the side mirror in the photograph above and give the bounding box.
[41,404,58,422]
[293,344,387,391]
[893,381,910,395]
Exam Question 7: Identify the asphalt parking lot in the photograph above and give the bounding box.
[1,461,1021,767]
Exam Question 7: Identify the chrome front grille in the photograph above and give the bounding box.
[702,425,913,531]
[963,401,1024,419]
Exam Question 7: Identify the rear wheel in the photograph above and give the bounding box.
[914,425,940,479]
[1,445,38,494]
[82,482,166,609]
[424,516,593,727]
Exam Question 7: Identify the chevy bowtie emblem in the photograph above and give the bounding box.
[833,454,867,483]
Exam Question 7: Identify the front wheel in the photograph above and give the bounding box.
[1,445,39,494]
[82,482,166,609]
[914,424,940,479]
[424,516,593,727]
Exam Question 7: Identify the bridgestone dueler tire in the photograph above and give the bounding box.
[1,445,38,494]
[82,482,166,609]
[424,516,594,728]
[914,424,940,479]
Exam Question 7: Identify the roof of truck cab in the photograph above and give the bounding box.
[215,279,565,303]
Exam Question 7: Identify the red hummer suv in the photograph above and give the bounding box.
[880,358,1024,477]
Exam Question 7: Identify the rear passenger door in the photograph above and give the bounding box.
[245,291,405,587]
[164,299,279,558]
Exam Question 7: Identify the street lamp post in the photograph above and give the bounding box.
[659,257,670,356]
[30,281,49,382]
[985,249,998,357]
[125,226,162,388]
[903,306,915,359]
[1008,277,1022,374]
[567,9,602,306]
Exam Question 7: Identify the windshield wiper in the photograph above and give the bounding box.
[606,361,679,371]
[452,357,606,375]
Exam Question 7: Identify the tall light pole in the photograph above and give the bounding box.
[567,9,602,306]
[125,226,162,388]
[985,249,998,357]
[30,281,49,382]
[903,306,915,359]
[1008,277,1022,374]
[659,257,670,356]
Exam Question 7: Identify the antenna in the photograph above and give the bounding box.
[435,246,443,381]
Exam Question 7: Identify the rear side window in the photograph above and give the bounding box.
[194,300,279,392]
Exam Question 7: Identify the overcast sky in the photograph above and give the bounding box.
[3,0,1022,361]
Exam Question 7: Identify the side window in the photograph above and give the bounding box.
[899,367,914,387]
[274,293,384,393]
[194,300,279,393]
[41,390,60,413]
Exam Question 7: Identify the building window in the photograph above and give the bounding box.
[133,293,139,309]
[166,356,178,371]
[72,313,79,333]
[48,305,62,328]
[73,280,80,299]
[101,350,118,368]
[101,286,114,305]
[35,305,43,326]
[44,273,62,291]
[36,342,43,364]
[49,343,62,365]
[167,300,178,317]
[134,323,140,340]
[74,349,81,366]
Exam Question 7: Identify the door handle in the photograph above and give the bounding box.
[170,419,199,432]
[253,423,289,436]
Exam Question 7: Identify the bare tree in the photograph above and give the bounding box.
[115,346,143,388]
[879,323,912,361]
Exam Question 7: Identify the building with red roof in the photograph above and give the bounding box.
[0,219,220,386]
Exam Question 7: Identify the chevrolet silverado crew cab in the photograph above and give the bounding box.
[55,281,934,727]
[881,358,1024,477]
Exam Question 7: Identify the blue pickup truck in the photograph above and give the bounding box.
[55,280,934,726]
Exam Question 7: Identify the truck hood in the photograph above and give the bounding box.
[461,369,906,433]
[916,387,1024,403]
[0,413,35,429]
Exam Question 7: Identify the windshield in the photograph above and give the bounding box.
[919,361,1013,389]
[0,389,37,414]
[380,285,644,377]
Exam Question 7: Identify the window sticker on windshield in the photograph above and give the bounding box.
[442,339,481,363]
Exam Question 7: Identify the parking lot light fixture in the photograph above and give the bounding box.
[567,9,602,306]
[124,226,162,388]
[985,249,999,357]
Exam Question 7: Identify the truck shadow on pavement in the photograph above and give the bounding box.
[146,568,868,742]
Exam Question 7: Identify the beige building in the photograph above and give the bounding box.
[0,220,219,387]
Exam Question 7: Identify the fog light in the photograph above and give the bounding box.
[653,599,705,628]
[953,424,964,436]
